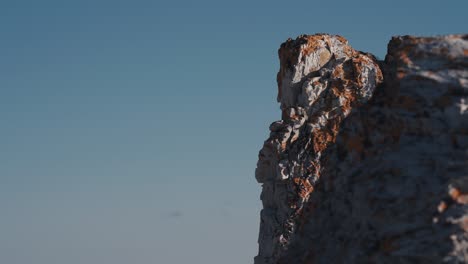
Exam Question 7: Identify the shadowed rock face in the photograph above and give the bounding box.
[255,34,468,264]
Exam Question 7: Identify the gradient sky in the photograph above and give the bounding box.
[0,0,466,263]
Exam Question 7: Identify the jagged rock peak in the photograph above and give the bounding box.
[276,34,383,110]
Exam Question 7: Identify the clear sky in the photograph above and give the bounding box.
[0,0,466,263]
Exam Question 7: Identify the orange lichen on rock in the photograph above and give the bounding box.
[449,187,461,200]
[256,34,468,264]
[450,187,468,205]
[312,128,335,153]
[301,35,329,57]
[256,33,384,264]
[438,201,448,213]
[293,178,314,199]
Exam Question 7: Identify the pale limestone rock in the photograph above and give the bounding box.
[255,34,383,263]
[255,34,468,264]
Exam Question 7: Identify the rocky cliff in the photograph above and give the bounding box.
[255,34,468,263]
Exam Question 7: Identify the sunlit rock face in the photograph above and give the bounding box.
[255,34,468,264]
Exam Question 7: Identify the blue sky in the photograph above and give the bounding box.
[0,0,466,263]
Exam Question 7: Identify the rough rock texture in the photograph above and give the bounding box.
[255,34,468,264]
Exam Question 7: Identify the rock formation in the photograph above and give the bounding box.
[255,34,468,263]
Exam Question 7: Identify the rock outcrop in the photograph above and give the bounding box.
[255,34,468,263]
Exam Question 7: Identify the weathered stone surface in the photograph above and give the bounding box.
[255,34,468,264]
